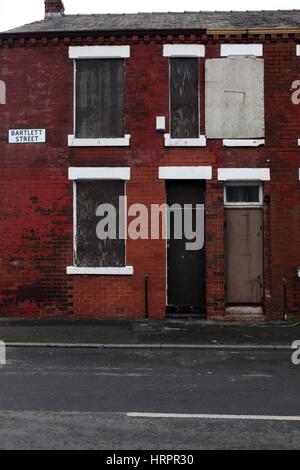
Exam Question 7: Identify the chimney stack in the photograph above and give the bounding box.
[44,0,65,18]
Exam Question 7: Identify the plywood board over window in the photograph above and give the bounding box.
[76,180,125,268]
[170,58,199,139]
[75,59,124,139]
[205,58,265,139]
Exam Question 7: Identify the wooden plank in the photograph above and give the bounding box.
[170,58,199,139]
[76,59,124,139]
[76,181,125,268]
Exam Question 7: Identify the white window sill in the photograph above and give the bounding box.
[164,134,206,147]
[68,135,131,147]
[67,267,134,276]
[223,139,265,147]
[224,203,263,209]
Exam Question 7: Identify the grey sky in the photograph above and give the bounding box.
[1,0,300,32]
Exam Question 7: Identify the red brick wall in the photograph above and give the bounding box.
[0,35,299,320]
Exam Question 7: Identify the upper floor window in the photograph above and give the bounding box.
[170,58,199,139]
[68,46,131,147]
[206,44,265,147]
[76,59,124,139]
[163,44,206,147]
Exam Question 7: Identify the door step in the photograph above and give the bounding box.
[226,306,263,315]
[225,306,264,322]
[166,314,207,320]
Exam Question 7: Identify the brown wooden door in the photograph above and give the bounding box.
[167,181,206,314]
[225,209,263,304]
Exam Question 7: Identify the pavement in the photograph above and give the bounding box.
[0,347,299,449]
[0,318,299,350]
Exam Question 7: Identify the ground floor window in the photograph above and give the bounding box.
[67,168,131,275]
[224,182,263,206]
[75,180,126,268]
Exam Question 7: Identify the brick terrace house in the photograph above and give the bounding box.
[0,0,300,321]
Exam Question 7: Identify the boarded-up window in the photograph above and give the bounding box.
[76,180,125,268]
[170,58,199,138]
[75,59,124,139]
[205,58,265,139]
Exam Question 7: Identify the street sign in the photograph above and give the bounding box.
[8,129,46,144]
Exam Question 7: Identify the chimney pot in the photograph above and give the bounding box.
[44,0,65,18]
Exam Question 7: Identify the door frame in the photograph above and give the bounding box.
[224,182,264,306]
[165,180,207,313]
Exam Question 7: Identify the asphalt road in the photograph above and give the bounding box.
[0,348,299,450]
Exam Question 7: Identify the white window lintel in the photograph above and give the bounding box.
[69,167,131,181]
[163,44,205,57]
[221,44,263,57]
[159,166,212,180]
[69,46,130,59]
[218,168,270,181]
[164,134,206,147]
[67,267,134,276]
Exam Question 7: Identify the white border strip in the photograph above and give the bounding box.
[223,139,265,147]
[3,344,291,351]
[164,134,206,147]
[67,267,134,276]
[221,44,263,57]
[69,46,130,59]
[0,341,6,365]
[69,167,131,181]
[163,44,205,57]
[297,45,300,56]
[159,166,212,180]
[68,135,131,147]
[127,412,300,422]
[218,168,270,181]
[299,169,300,180]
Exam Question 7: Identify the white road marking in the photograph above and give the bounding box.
[127,413,300,422]
[242,374,273,378]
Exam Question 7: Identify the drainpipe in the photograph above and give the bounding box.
[283,276,288,321]
[144,274,150,318]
